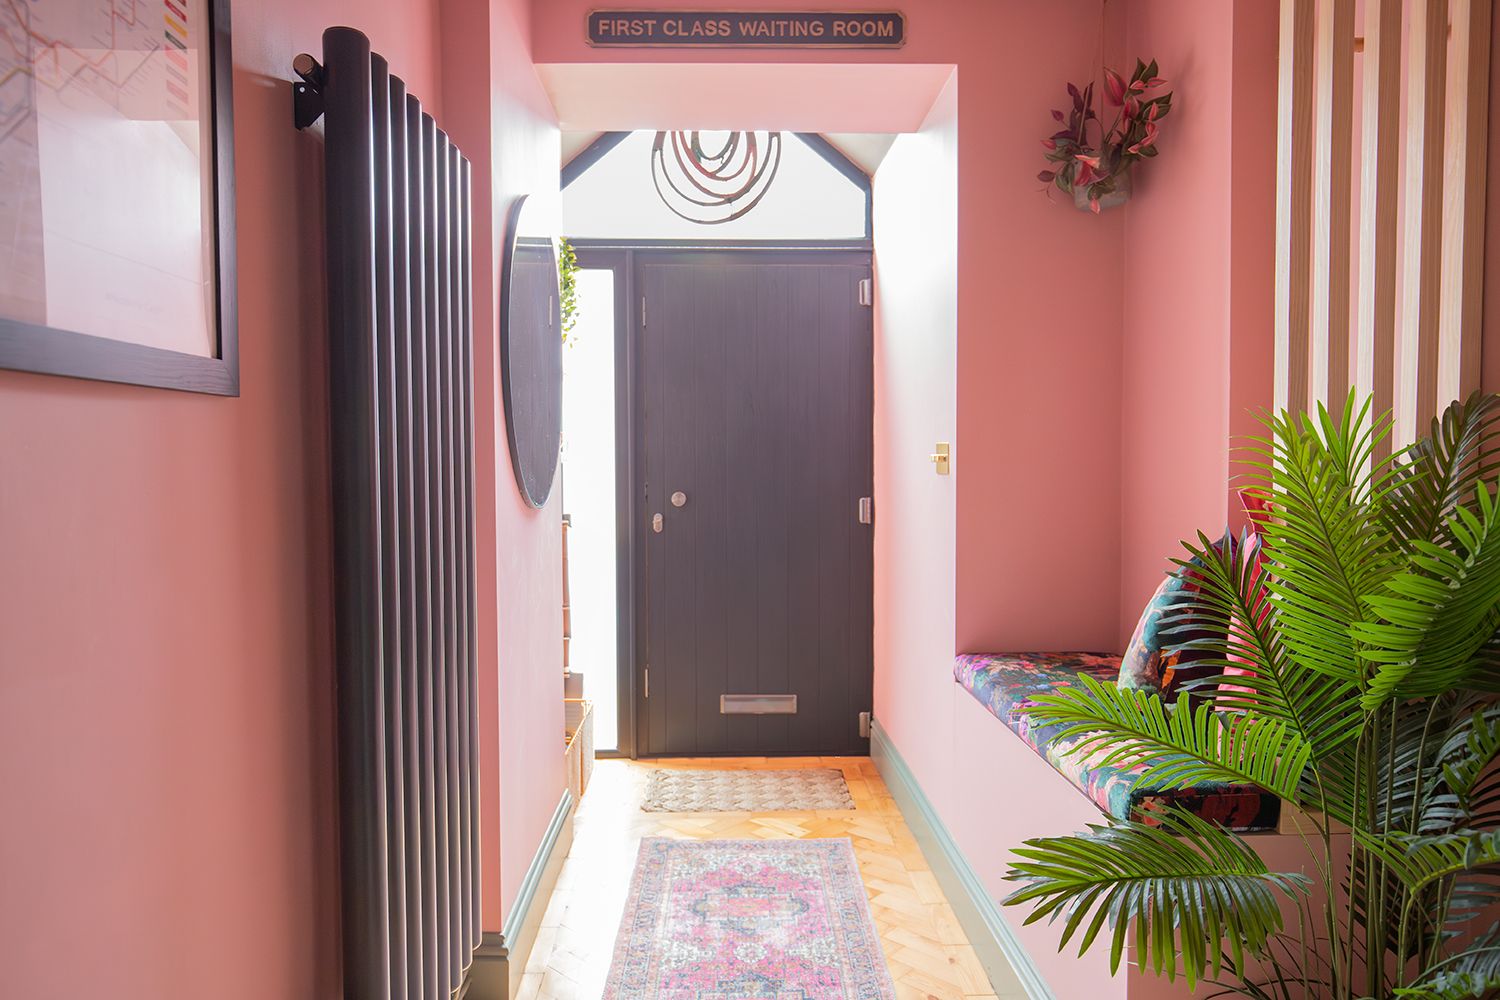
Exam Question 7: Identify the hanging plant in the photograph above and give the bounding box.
[558,236,580,344]
[1038,58,1172,214]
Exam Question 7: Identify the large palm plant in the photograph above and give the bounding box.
[1003,394,1500,1000]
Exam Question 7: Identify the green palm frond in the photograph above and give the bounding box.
[1022,675,1312,801]
[1364,830,1500,896]
[1393,932,1500,1000]
[1441,703,1500,812]
[1250,401,1402,689]
[1003,812,1310,989]
[1355,482,1500,707]
[1385,391,1500,549]
[1165,529,1365,763]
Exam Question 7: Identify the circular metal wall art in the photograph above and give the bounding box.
[650,130,782,225]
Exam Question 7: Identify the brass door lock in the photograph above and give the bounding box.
[929,442,950,475]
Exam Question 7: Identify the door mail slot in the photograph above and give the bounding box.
[720,694,798,715]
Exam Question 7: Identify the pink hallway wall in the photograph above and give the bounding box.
[1118,0,1279,640]
[871,73,960,819]
[533,0,1129,660]
[0,2,445,998]
[439,0,567,927]
[2,4,565,998]
[1119,1,1234,632]
[485,0,568,927]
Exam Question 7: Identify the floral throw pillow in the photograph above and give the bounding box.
[1117,534,1232,700]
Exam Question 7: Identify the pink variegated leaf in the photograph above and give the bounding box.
[1104,69,1126,106]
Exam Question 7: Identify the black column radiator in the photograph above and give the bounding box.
[294,27,480,1000]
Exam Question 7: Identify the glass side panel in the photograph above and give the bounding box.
[561,268,620,750]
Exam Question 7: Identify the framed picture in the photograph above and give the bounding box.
[0,0,237,395]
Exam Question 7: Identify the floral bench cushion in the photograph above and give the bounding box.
[954,652,1280,832]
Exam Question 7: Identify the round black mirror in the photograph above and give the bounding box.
[499,194,563,508]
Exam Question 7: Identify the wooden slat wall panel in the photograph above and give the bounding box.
[1276,0,1317,416]
[1355,0,1403,457]
[1311,0,1356,411]
[1280,0,1492,445]
[1399,0,1450,444]
[1440,0,1494,401]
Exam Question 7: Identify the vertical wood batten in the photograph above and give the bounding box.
[1310,0,1356,410]
[1400,0,1450,444]
[1355,0,1403,457]
[1276,0,1317,414]
[1439,0,1493,400]
[323,26,394,1000]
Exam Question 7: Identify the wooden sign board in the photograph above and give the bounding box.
[586,10,906,48]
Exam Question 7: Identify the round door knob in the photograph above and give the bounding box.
[671,491,687,507]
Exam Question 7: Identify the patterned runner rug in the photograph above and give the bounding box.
[641,768,855,813]
[602,838,897,1000]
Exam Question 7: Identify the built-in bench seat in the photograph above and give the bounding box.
[954,652,1281,832]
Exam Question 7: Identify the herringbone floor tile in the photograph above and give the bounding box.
[514,757,1027,1000]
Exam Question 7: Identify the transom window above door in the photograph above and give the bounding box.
[562,130,871,242]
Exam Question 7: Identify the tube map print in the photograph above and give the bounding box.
[0,0,216,356]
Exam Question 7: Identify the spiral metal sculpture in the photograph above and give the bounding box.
[650,131,783,225]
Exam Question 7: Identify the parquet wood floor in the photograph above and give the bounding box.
[515,756,1027,1000]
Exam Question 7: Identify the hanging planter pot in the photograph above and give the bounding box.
[1038,59,1172,216]
[1073,170,1133,213]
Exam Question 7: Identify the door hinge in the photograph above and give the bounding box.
[857,496,873,525]
[857,277,872,306]
[859,711,871,739]
[641,296,647,327]
[644,667,649,699]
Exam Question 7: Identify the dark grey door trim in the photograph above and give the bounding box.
[631,247,874,758]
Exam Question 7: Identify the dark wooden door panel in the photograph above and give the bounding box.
[638,251,872,757]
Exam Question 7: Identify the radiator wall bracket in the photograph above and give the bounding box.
[292,53,326,130]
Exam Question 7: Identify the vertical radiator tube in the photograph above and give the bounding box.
[311,26,480,1000]
[388,73,430,1000]
[323,25,393,1000]
[421,111,454,999]
[435,129,463,988]
[371,51,410,1000]
[450,145,473,961]
[411,103,442,1000]
[460,158,481,952]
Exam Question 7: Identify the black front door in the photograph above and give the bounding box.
[637,250,873,756]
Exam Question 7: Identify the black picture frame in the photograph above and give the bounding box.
[0,0,239,396]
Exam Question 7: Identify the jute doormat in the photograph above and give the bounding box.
[640,768,855,812]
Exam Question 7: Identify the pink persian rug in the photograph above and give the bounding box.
[602,838,898,1000]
